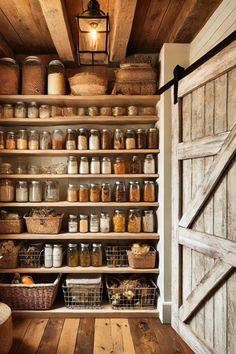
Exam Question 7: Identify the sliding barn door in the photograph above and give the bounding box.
[172,42,236,354]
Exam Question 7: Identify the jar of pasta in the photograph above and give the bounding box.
[125,129,136,149]
[6,132,16,150]
[52,129,64,149]
[80,214,88,232]
[148,128,159,149]
[29,181,43,202]
[102,157,111,174]
[39,105,50,118]
[0,58,19,94]
[136,129,147,149]
[113,129,124,150]
[80,243,90,266]
[67,184,78,202]
[48,60,66,95]
[90,214,99,233]
[115,181,126,202]
[77,128,88,150]
[15,102,26,118]
[101,183,112,202]
[16,130,27,150]
[3,104,13,118]
[90,183,100,202]
[16,181,28,202]
[67,156,78,174]
[40,131,52,150]
[0,131,4,149]
[90,157,100,174]
[101,129,112,149]
[91,243,103,266]
[66,129,77,150]
[113,210,125,232]
[79,157,89,174]
[0,179,14,201]
[100,213,110,233]
[114,157,126,174]
[67,243,79,267]
[142,210,155,233]
[130,156,142,174]
[144,154,155,174]
[44,180,59,202]
[22,56,45,95]
[128,209,141,233]
[143,180,155,202]
[79,184,89,202]
[27,102,39,118]
[28,130,39,150]
[129,181,140,202]
[89,129,100,150]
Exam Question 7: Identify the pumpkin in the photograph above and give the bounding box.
[21,275,35,285]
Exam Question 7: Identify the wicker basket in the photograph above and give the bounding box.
[0,241,22,268]
[113,80,157,95]
[0,274,60,310]
[127,247,156,269]
[24,215,63,234]
[0,219,24,234]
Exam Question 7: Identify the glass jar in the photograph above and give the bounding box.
[100,213,110,233]
[79,157,89,174]
[89,129,100,150]
[44,244,53,268]
[142,210,155,233]
[22,56,45,95]
[66,129,77,150]
[148,128,159,149]
[28,164,40,175]
[115,181,126,202]
[15,160,27,174]
[79,184,89,202]
[113,129,125,149]
[52,129,64,149]
[130,156,142,174]
[80,243,90,267]
[40,131,52,150]
[80,214,88,232]
[101,129,112,149]
[3,104,14,118]
[15,102,26,118]
[101,157,111,174]
[90,214,99,233]
[68,214,78,233]
[100,107,112,116]
[0,58,19,94]
[15,181,28,202]
[88,106,98,116]
[6,131,16,150]
[128,106,138,116]
[29,181,43,202]
[53,244,63,267]
[16,130,27,150]
[114,157,126,174]
[39,105,50,119]
[67,243,79,267]
[90,183,100,202]
[112,106,126,116]
[77,128,88,150]
[90,157,100,174]
[125,129,136,149]
[0,179,14,201]
[27,102,39,118]
[144,154,155,174]
[143,180,155,202]
[77,107,87,116]
[28,130,39,150]
[128,209,141,233]
[48,60,66,95]
[44,180,59,202]
[63,107,76,116]
[67,184,78,202]
[0,131,4,149]
[67,156,78,174]
[91,243,103,266]
[136,129,147,149]
[101,183,112,202]
[51,106,62,117]
[129,181,140,202]
[113,210,125,232]
[0,163,13,174]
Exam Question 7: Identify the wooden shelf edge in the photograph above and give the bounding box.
[0,174,159,179]
[0,149,160,156]
[0,202,159,207]
[0,267,160,274]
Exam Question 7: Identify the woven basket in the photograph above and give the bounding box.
[113,80,157,95]
[0,274,60,310]
[127,248,156,269]
[0,219,24,234]
[24,215,63,234]
[0,242,22,268]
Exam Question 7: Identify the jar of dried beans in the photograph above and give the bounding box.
[90,214,99,233]
[91,243,103,266]
[67,243,79,266]
[142,210,155,233]
[143,180,155,202]
[16,130,27,150]
[129,181,140,202]
[77,128,88,150]
[114,157,126,174]
[113,210,125,232]
[22,56,45,95]
[80,243,91,266]
[100,213,110,232]
[101,183,112,202]
[144,154,155,174]
[128,209,141,233]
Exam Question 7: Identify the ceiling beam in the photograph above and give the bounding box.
[0,33,14,57]
[109,0,137,63]
[38,0,76,62]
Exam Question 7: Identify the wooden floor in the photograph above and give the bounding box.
[9,317,193,354]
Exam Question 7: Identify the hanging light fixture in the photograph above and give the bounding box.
[75,0,110,65]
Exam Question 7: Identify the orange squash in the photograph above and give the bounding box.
[21,275,35,285]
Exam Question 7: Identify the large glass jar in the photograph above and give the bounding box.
[0,163,13,174]
[68,214,78,233]
[128,209,141,233]
[0,58,19,94]
[66,129,77,150]
[101,157,111,174]
[129,181,141,202]
[15,160,27,174]
[3,104,14,118]
[39,105,50,118]
[44,180,59,202]
[28,130,39,150]
[125,129,136,149]
[143,180,155,202]
[148,128,159,149]
[40,131,52,150]
[27,102,39,118]
[47,60,66,95]
[91,243,103,266]
[90,157,100,174]
[0,131,4,150]
[15,102,26,118]
[79,184,89,202]
[136,129,147,149]
[90,183,100,202]
[15,181,28,202]
[80,214,88,233]
[22,56,45,95]
[101,129,112,149]
[142,210,155,233]
[114,129,125,150]
[67,243,79,267]
[80,243,90,267]
[101,183,112,202]
[6,131,16,150]
[90,214,99,233]
[130,156,142,174]
[79,157,89,174]
[144,154,155,174]
[29,181,43,202]
[52,129,64,149]
[67,184,78,202]
[114,157,126,174]
[100,213,110,233]
[16,130,27,150]
[67,156,78,174]
[53,244,63,267]
[77,128,88,150]
[89,129,100,150]
[113,210,125,233]
[0,179,14,201]
[115,181,126,202]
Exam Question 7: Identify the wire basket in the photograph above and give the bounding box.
[62,283,103,309]
[105,246,130,267]
[19,248,44,268]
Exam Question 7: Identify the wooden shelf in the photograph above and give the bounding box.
[0,201,159,207]
[0,149,160,156]
[0,174,159,180]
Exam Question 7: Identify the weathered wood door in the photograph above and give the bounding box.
[172,42,236,354]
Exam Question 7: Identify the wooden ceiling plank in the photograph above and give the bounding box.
[0,8,25,53]
[38,0,76,62]
[0,33,14,57]
[64,0,84,50]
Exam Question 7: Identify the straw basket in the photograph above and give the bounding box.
[127,247,156,269]
[0,219,24,234]
[0,241,22,268]
[24,214,63,234]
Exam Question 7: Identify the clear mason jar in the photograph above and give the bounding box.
[90,214,99,233]
[136,128,147,149]
[143,180,155,202]
[101,183,112,202]
[27,102,39,118]
[79,184,89,202]
[15,181,28,202]
[129,181,141,202]
[15,101,26,118]
[91,243,103,266]
[6,131,16,150]
[39,104,50,118]
[90,183,100,202]
[29,181,43,202]
[0,163,13,174]
[0,131,4,150]
[0,57,19,94]
[44,180,59,202]
[114,157,126,174]
[125,129,136,149]
[144,154,155,174]
[3,104,14,118]
[66,129,77,150]
[128,209,141,233]
[22,56,45,95]
[47,60,66,95]
[100,213,110,233]
[67,243,79,267]
[16,130,27,150]
[142,210,155,233]
[79,157,89,174]
[53,244,63,267]
[88,106,98,116]
[90,157,100,174]
[148,128,159,149]
[115,181,126,202]
[68,215,78,233]
[52,129,64,149]
[80,243,90,267]
[113,210,126,233]
[113,129,125,150]
[79,214,88,232]
[67,184,78,202]
[15,160,27,174]
[67,156,78,174]
[77,128,88,150]
[101,129,112,149]
[101,157,111,174]
[89,129,100,150]
[130,156,142,174]
[40,131,52,150]
[0,179,14,202]
[28,130,39,150]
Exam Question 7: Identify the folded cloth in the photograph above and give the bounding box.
[66,274,102,286]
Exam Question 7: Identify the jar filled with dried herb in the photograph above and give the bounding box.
[101,183,112,202]
[113,129,124,150]
[91,243,103,266]
[67,243,79,267]
[90,183,100,202]
[130,156,142,174]
[80,243,91,267]
[101,129,112,149]
[115,181,126,202]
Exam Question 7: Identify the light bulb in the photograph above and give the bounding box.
[90,29,97,50]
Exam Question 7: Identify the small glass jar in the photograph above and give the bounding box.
[80,243,90,267]
[100,213,110,233]
[67,243,79,266]
[40,131,52,150]
[90,183,100,202]
[128,106,138,116]
[115,181,126,202]
[101,183,112,202]
[90,157,100,174]
[51,106,62,117]
[0,131,4,149]
[91,243,103,266]
[16,130,27,150]
[114,157,126,174]
[66,129,77,150]
[101,157,111,174]
[6,131,16,150]
[77,107,87,116]
[28,102,39,118]
[88,106,98,116]
[63,107,76,116]
[112,106,126,116]
[39,105,50,119]
[113,210,126,233]
[28,130,39,150]
[143,180,155,202]
[52,129,64,149]
[90,214,99,233]
[67,184,78,202]
[15,102,26,118]
[44,244,53,268]
[89,129,100,150]
[29,181,43,202]
[0,179,14,202]
[79,157,89,174]
[0,163,13,174]
[142,210,155,233]
[0,58,19,95]
[130,156,142,174]
[67,156,78,174]
[48,60,66,95]
[125,129,136,149]
[53,244,63,267]
[113,129,125,150]
[144,154,155,174]
[80,214,88,233]
[100,106,112,116]
[128,209,141,233]
[28,164,40,175]
[77,128,88,150]
[136,129,147,149]
[3,104,13,118]
[15,160,27,174]
[129,181,141,202]
[22,56,45,95]
[148,128,159,149]
[79,184,89,202]
[44,180,59,202]
[68,214,78,233]
[101,129,112,149]
[16,181,28,202]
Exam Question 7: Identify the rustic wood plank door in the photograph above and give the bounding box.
[172,41,236,354]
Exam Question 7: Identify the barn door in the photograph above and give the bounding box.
[172,41,236,354]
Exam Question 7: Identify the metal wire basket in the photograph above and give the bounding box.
[19,247,44,268]
[62,283,103,309]
[105,246,130,267]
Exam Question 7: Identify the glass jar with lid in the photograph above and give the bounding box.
[28,102,39,118]
[39,105,50,119]
[6,131,16,150]
[90,157,100,174]
[67,184,78,202]
[144,154,155,174]
[148,128,159,149]
[80,243,90,267]
[113,129,125,150]
[100,106,112,116]
[125,129,136,149]
[100,213,110,233]
[130,156,142,174]
[53,244,63,267]
[80,214,88,232]
[143,180,155,202]
[67,243,79,266]
[0,58,19,94]
[67,156,78,174]
[22,56,45,95]
[66,129,77,150]
[136,129,147,149]
[113,210,126,232]
[114,157,126,174]
[101,183,112,202]
[79,184,89,202]
[15,181,28,202]
[52,129,64,149]
[101,129,112,149]
[79,157,89,174]
[15,102,26,118]
[44,180,59,202]
[88,106,98,116]
[90,183,100,202]
[129,181,141,202]
[91,243,103,266]
[0,131,4,150]
[101,157,111,174]
[89,129,100,150]
[16,130,27,150]
[128,106,138,116]
[68,214,78,233]
[28,130,39,150]
[0,163,13,175]
[142,210,155,233]
[0,179,14,202]
[29,181,43,202]
[47,60,66,95]
[115,181,126,202]
[3,104,14,118]
[77,128,88,150]
[128,209,141,233]
[15,160,27,174]
[90,214,99,233]
[44,244,53,268]
[77,107,87,116]
[40,131,52,150]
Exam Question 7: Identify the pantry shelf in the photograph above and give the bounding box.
[0,202,159,207]
[0,149,160,156]
[0,174,159,179]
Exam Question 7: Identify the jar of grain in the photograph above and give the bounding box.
[128,106,138,116]
[29,181,43,202]
[113,129,124,149]
[14,102,26,118]
[142,210,154,233]
[101,157,111,174]
[130,156,142,174]
[66,129,77,150]
[79,184,89,202]
[90,157,100,174]
[112,106,126,116]
[91,243,103,266]
[125,129,136,149]
[101,183,112,202]
[48,60,66,95]
[3,104,13,118]
[40,131,52,150]
[148,128,159,149]
[88,106,98,116]
[67,243,79,266]
[128,209,141,233]
[63,107,76,116]
[100,107,112,116]
[144,154,155,174]
[68,215,78,233]
[0,163,13,174]
[44,180,59,202]
[67,156,78,174]
[79,157,89,174]
[90,214,99,233]
[53,244,63,267]
[129,181,140,202]
[22,56,45,95]
[77,107,87,116]
[44,244,53,268]
[6,131,16,150]
[15,181,28,202]
[27,102,39,118]
[0,131,4,149]
[80,243,91,266]
[80,214,88,232]
[113,210,125,232]
[136,129,147,149]
[143,180,155,202]
[100,213,110,232]
[115,181,126,202]
[16,130,27,150]
[77,128,88,150]
[0,58,19,94]
[0,179,14,201]
[101,129,112,149]
[90,183,100,202]
[39,105,50,118]
[114,157,126,174]
[52,129,64,149]
[89,129,100,150]
[28,130,39,150]
[67,184,78,202]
